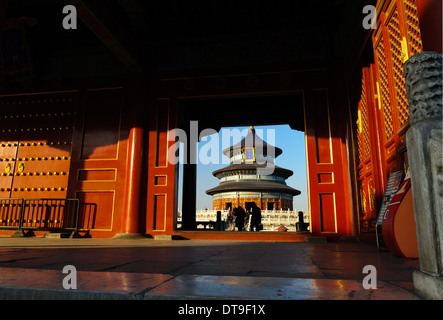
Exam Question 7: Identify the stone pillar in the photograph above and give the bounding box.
[404,51,443,299]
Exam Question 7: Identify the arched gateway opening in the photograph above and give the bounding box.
[147,73,357,240]
[176,99,309,234]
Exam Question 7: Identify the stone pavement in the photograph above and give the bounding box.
[0,237,423,300]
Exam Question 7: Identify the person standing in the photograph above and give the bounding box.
[234,206,246,231]
[227,207,235,231]
[249,202,262,232]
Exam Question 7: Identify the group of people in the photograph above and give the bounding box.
[227,203,262,231]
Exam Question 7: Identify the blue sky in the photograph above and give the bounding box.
[178,124,309,212]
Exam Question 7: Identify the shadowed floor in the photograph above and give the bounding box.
[0,237,421,300]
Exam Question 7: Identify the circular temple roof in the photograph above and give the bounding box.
[212,163,294,179]
[205,179,301,196]
[207,126,300,198]
[222,127,282,159]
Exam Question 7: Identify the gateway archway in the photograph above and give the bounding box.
[176,97,307,233]
[146,70,357,240]
[175,122,310,234]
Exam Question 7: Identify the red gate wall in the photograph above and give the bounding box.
[146,68,356,240]
[0,88,129,238]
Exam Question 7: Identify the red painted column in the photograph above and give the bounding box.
[417,0,442,53]
[117,126,145,237]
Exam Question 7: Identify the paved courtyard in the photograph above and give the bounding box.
[0,237,422,300]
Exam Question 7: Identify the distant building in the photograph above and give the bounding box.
[206,126,300,211]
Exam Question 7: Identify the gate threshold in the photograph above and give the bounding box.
[171,230,311,241]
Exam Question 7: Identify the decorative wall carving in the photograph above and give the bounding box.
[404,52,443,125]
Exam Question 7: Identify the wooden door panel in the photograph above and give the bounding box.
[77,191,114,231]
[0,114,19,197]
[146,98,177,235]
[67,88,126,236]
[80,89,122,160]
[0,92,77,200]
[305,89,350,238]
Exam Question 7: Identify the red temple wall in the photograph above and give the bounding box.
[0,88,130,238]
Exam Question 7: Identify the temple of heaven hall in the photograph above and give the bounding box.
[206,126,300,211]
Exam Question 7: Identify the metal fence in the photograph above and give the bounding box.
[0,198,24,230]
[0,198,80,235]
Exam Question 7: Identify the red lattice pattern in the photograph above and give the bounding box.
[404,0,423,56]
[375,34,394,140]
[387,7,409,129]
[357,103,364,165]
[361,76,370,161]
[357,103,362,165]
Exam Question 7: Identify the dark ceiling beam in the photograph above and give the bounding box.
[66,0,143,73]
[116,0,149,30]
[0,0,7,91]
[0,0,7,45]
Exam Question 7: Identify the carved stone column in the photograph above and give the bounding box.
[404,51,443,299]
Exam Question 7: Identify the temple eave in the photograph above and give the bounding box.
[212,164,294,179]
[205,182,301,196]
